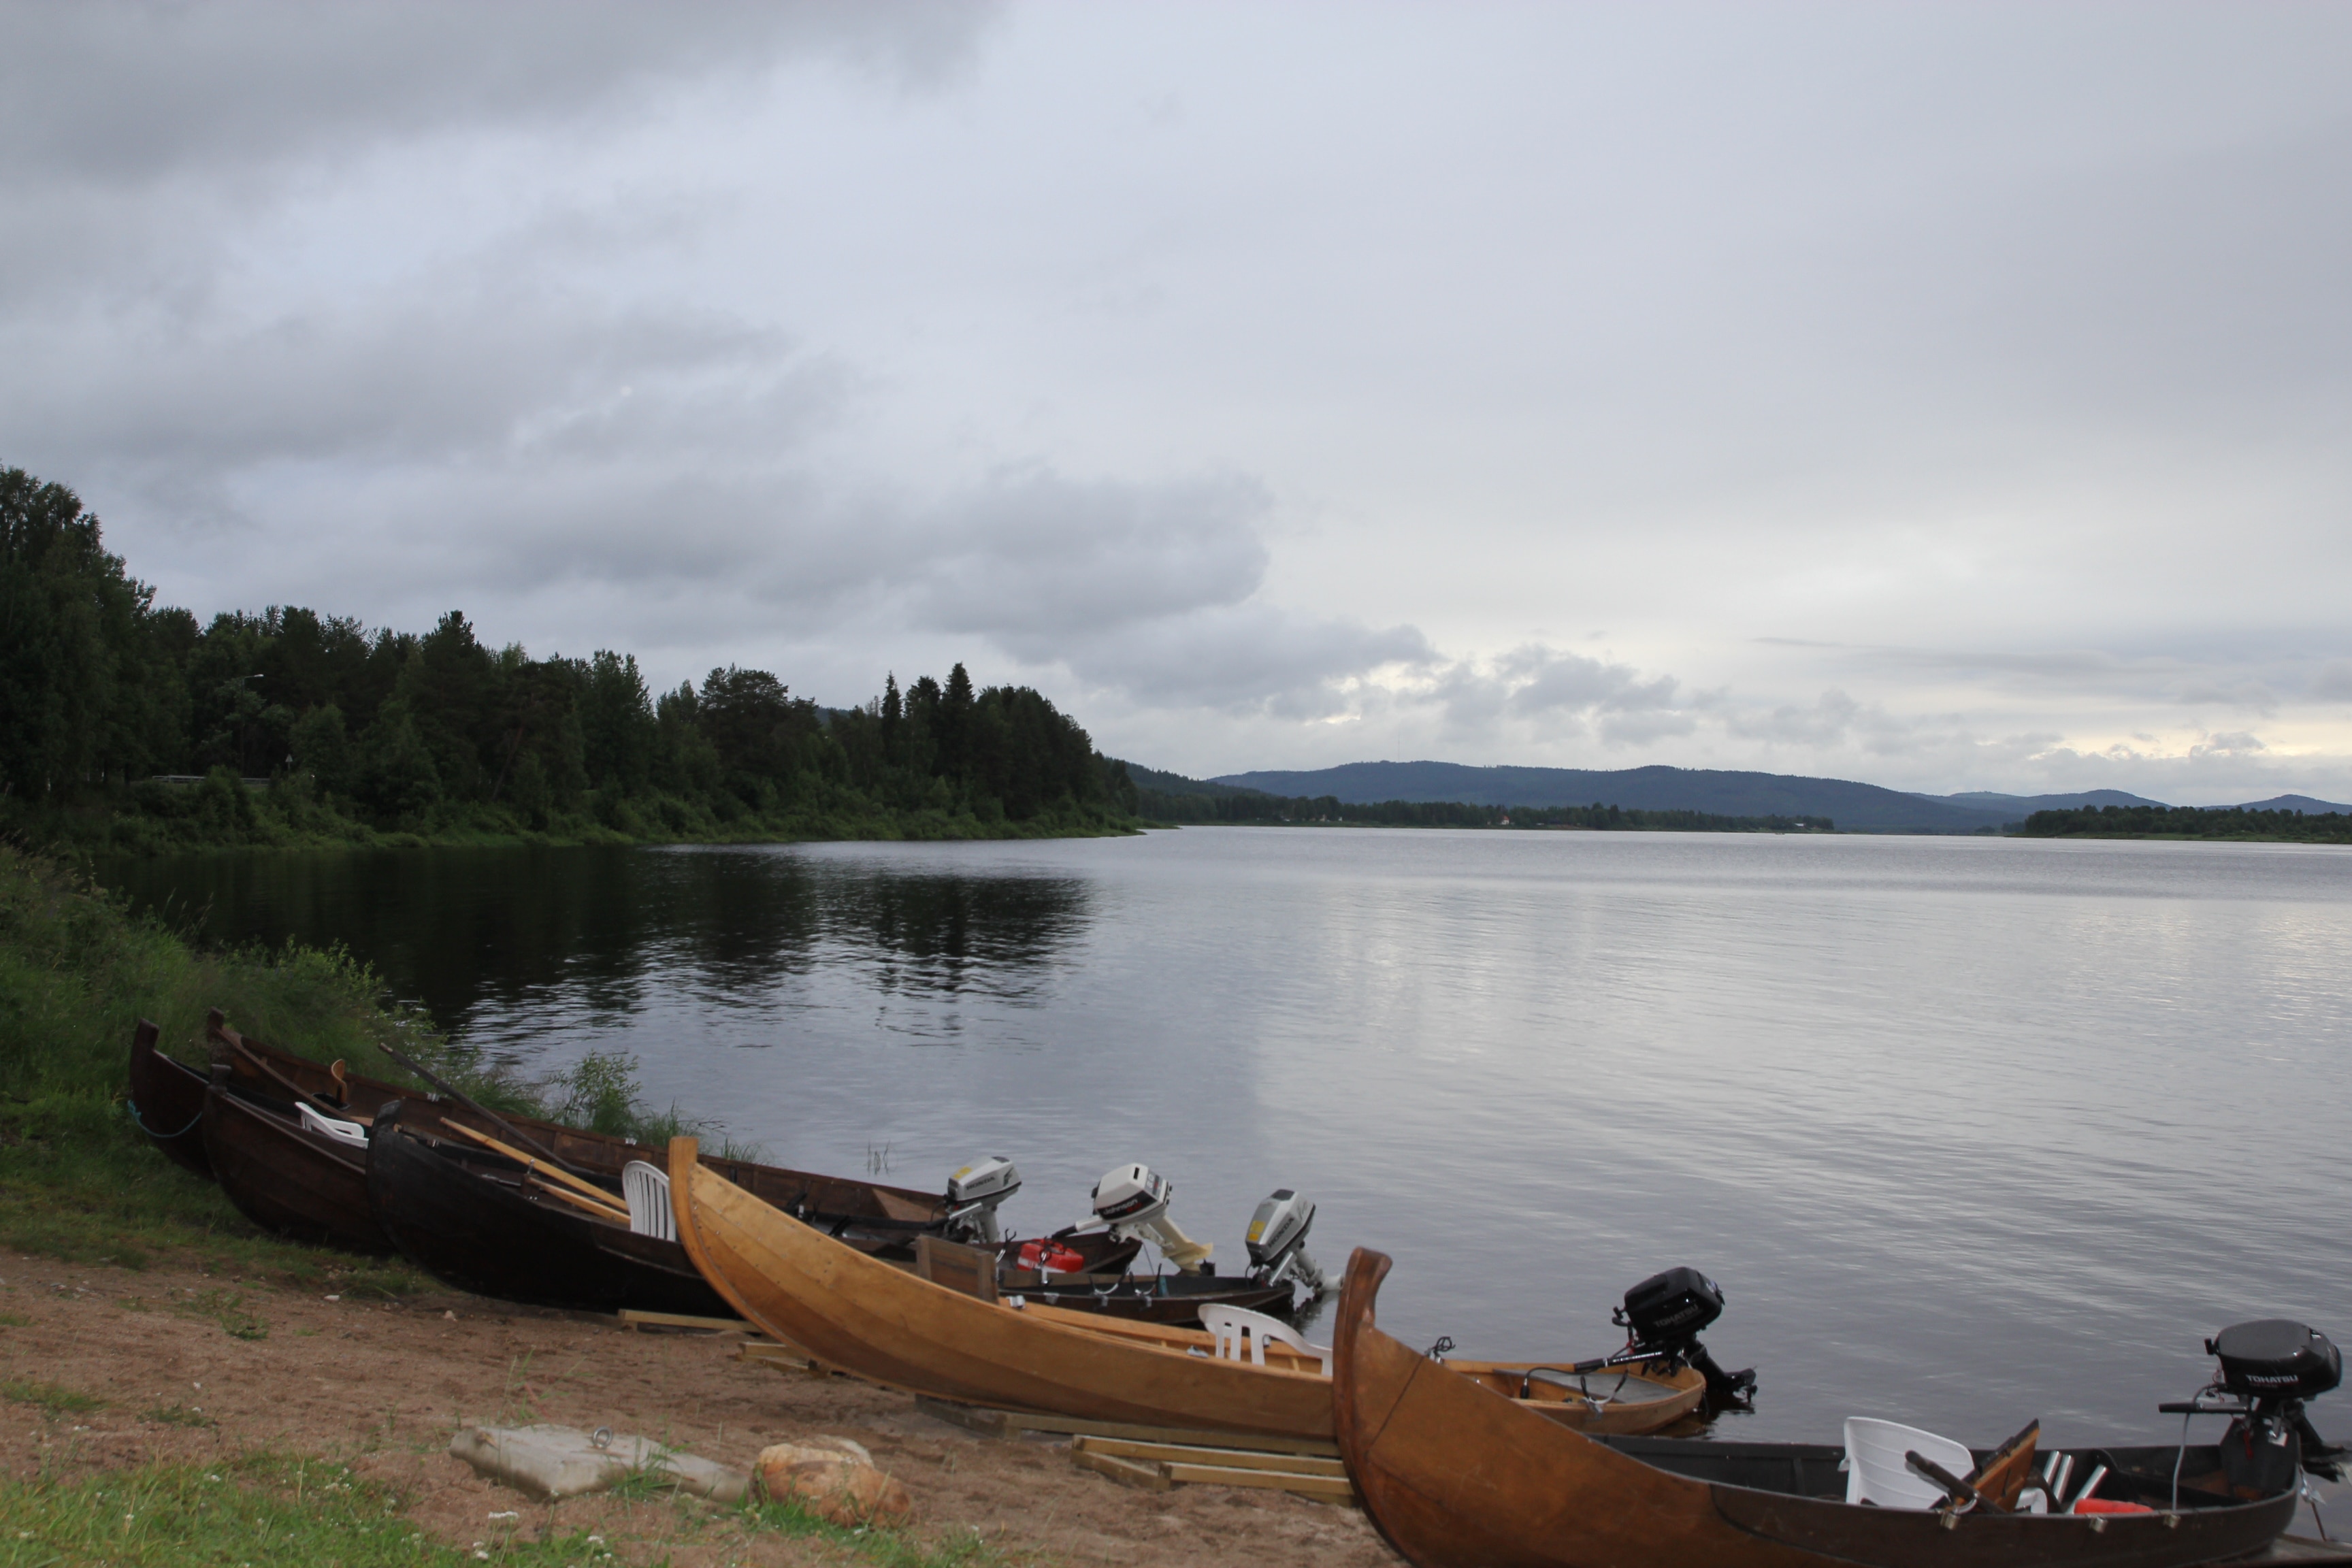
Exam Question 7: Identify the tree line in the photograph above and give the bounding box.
[0,466,1139,851]
[2019,804,2352,844]
[1135,787,1831,833]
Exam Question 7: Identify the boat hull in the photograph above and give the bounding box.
[670,1137,1336,1439]
[368,1111,734,1317]
[127,1021,212,1180]
[200,1084,394,1255]
[1330,1248,2304,1568]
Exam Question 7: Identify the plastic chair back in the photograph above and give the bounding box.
[1198,1305,1331,1375]
[1842,1417,1976,1509]
[297,1102,369,1149]
[623,1161,676,1241]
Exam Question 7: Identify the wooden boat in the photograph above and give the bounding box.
[126,1019,211,1179]
[200,1078,396,1254]
[668,1137,1708,1441]
[365,1104,733,1316]
[1331,1247,2321,1568]
[195,1011,1139,1277]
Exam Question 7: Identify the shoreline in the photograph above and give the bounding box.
[0,1245,1388,1568]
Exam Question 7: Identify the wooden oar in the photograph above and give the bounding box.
[525,1173,631,1224]
[439,1119,627,1216]
[376,1039,581,1174]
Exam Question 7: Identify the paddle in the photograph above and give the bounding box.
[1906,1450,2009,1514]
[372,1039,581,1174]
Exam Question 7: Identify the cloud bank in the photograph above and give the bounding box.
[5,2,2351,804]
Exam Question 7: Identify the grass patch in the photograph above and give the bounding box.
[740,1495,1015,1568]
[0,1452,1024,1568]
[0,1453,617,1567]
[3,1378,105,1417]
[178,1288,267,1341]
[143,1403,215,1428]
[0,1310,31,1326]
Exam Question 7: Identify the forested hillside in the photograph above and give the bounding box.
[2019,804,2352,843]
[0,466,1138,851]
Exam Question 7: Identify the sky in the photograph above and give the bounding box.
[6,1,2350,804]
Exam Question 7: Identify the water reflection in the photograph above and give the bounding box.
[99,843,1095,1036]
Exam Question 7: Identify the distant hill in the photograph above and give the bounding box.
[1922,789,2168,812]
[2233,794,2352,814]
[1207,762,2025,833]
[1121,764,1273,800]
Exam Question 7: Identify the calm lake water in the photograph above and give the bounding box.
[100,828,2352,1478]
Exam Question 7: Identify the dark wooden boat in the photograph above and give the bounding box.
[126,1019,211,1179]
[1332,1247,2322,1568]
[365,1103,732,1316]
[200,1078,395,1254]
[191,1011,1148,1289]
[202,1013,1133,1260]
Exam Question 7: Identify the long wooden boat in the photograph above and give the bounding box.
[127,1019,211,1179]
[1331,1247,2319,1568]
[200,1079,396,1254]
[193,1020,1138,1279]
[668,1137,1707,1440]
[365,1105,732,1316]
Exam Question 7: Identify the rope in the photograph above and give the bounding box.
[128,1098,202,1141]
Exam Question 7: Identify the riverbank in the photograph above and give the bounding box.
[0,1246,1384,1568]
[0,843,1384,1565]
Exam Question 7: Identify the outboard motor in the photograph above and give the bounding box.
[1245,1189,1326,1294]
[943,1157,1022,1245]
[1090,1164,1213,1272]
[1614,1267,1757,1404]
[2207,1320,2342,1491]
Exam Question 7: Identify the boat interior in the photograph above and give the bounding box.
[1598,1436,2260,1509]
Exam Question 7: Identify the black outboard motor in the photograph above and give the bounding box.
[1614,1267,1757,1404]
[2208,1320,2343,1490]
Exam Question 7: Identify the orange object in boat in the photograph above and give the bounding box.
[1016,1239,1086,1273]
[2072,1498,2154,1516]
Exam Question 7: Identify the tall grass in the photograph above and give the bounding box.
[0,843,677,1275]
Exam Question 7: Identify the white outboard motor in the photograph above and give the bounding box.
[944,1157,1022,1245]
[1091,1164,1213,1273]
[1245,1189,1326,1294]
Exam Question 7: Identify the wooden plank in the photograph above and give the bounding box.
[914,1235,999,1303]
[1160,1461,1358,1501]
[617,1309,748,1333]
[911,1396,1340,1456]
[913,1396,1010,1437]
[1073,1448,1173,1491]
[1073,1435,1345,1477]
[735,1340,826,1375]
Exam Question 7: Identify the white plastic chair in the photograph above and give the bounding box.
[1842,1418,1977,1509]
[297,1102,369,1149]
[1199,1305,1331,1375]
[623,1161,676,1241]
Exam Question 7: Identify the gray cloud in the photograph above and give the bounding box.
[7,3,2352,800]
[0,2,996,189]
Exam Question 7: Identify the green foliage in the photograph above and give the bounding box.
[3,1378,105,1417]
[0,461,1142,854]
[2020,804,2352,842]
[0,842,481,1279]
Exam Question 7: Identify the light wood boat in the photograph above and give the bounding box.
[668,1138,1706,1441]
[1331,1247,2317,1568]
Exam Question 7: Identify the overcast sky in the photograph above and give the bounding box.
[7,1,2350,802]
